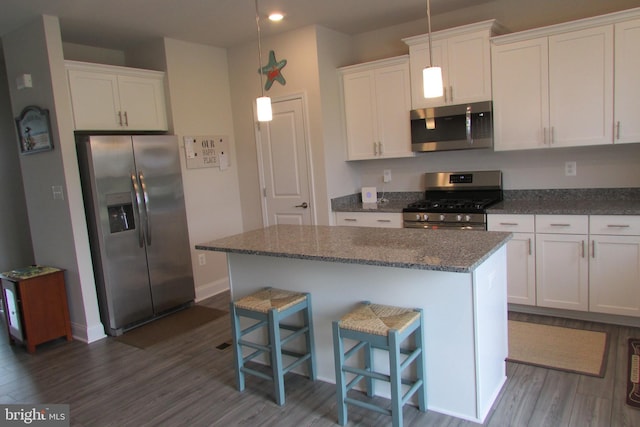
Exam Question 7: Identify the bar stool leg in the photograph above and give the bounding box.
[332,321,347,426]
[268,308,285,406]
[230,302,245,392]
[303,294,317,381]
[416,312,427,412]
[364,341,374,397]
[389,329,403,427]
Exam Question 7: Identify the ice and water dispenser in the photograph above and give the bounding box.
[106,192,135,233]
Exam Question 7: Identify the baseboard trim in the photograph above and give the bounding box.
[71,321,107,343]
[195,277,229,303]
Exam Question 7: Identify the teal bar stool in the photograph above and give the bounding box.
[332,302,426,427]
[230,287,317,406]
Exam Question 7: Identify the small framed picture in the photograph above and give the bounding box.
[15,106,54,154]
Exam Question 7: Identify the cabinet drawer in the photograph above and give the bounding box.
[335,212,402,228]
[590,215,640,235]
[536,215,588,234]
[487,214,534,232]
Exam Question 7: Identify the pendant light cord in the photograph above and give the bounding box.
[255,0,265,98]
[427,0,434,67]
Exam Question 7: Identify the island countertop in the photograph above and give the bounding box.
[196,224,511,273]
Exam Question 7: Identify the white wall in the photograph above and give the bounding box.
[0,62,34,271]
[162,38,243,300]
[2,15,105,343]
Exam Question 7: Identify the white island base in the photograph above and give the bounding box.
[226,246,508,423]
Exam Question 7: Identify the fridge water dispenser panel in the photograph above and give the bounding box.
[106,192,136,233]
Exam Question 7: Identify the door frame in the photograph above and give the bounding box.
[253,92,317,227]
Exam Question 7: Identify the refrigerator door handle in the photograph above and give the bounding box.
[130,172,144,248]
[139,171,151,246]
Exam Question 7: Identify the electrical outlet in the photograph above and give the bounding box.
[565,161,577,176]
[198,253,206,266]
[383,169,392,183]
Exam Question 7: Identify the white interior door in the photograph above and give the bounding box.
[257,96,313,226]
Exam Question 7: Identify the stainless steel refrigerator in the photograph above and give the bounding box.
[76,134,195,336]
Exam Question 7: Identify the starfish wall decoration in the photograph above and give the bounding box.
[259,50,287,90]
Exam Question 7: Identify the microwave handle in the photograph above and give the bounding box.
[466,106,472,144]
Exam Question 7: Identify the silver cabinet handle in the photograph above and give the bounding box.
[551,126,555,144]
[550,223,571,227]
[499,222,519,226]
[528,238,532,255]
[465,105,472,144]
[118,111,123,127]
[592,240,595,258]
[373,141,377,156]
[124,111,129,127]
[581,240,585,258]
[449,86,453,103]
[295,202,308,209]
[376,219,391,223]
[543,127,548,145]
[343,218,357,222]
[607,224,630,228]
[616,121,621,140]
[378,141,383,156]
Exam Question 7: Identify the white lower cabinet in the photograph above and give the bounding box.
[491,213,640,318]
[335,212,402,228]
[487,215,536,306]
[535,215,589,311]
[589,216,640,316]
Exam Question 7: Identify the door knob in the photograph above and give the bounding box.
[295,202,308,208]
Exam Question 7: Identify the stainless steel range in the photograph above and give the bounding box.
[403,170,502,230]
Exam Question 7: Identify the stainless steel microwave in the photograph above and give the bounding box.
[410,101,493,152]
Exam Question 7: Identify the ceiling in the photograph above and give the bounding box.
[0,0,494,51]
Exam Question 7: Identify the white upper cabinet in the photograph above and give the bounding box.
[66,61,168,131]
[614,18,640,144]
[492,26,613,150]
[492,37,549,150]
[548,26,613,148]
[492,8,640,151]
[340,56,414,160]
[403,20,503,109]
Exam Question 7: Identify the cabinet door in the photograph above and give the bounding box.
[536,233,589,311]
[548,25,613,147]
[1,279,23,341]
[492,37,549,151]
[487,215,536,305]
[589,235,640,316]
[614,18,640,144]
[67,69,121,130]
[374,62,413,159]
[505,233,536,305]
[118,74,168,131]
[343,70,377,159]
[446,30,492,105]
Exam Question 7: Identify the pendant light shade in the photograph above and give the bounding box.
[256,96,272,121]
[423,66,443,98]
[423,0,443,99]
[255,0,272,122]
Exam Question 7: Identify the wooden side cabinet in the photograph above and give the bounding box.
[1,267,72,353]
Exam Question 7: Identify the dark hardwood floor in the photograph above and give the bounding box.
[2,291,640,426]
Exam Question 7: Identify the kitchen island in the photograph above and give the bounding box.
[197,225,511,423]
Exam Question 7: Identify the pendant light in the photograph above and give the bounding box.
[255,0,272,121]
[423,0,443,98]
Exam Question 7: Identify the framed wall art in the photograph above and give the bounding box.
[15,106,54,154]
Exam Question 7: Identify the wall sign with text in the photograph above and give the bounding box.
[183,135,230,170]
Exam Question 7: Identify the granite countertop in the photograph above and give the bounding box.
[196,224,512,273]
[332,189,640,215]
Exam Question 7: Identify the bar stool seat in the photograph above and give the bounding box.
[332,302,426,427]
[230,287,316,406]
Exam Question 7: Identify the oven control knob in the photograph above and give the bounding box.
[456,214,462,222]
[414,214,421,221]
[439,214,445,221]
[422,214,429,221]
[465,215,471,222]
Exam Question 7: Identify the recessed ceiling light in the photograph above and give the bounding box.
[268,12,284,22]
